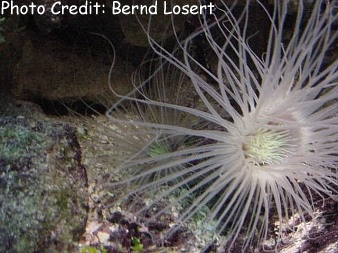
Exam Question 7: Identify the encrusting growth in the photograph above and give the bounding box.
[107,1,338,251]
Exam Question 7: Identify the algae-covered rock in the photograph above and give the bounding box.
[0,99,88,253]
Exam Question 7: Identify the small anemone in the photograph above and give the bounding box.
[107,0,338,251]
[107,57,206,186]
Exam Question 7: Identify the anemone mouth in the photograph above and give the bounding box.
[241,112,303,167]
[242,128,295,166]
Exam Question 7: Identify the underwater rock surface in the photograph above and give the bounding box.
[0,98,88,253]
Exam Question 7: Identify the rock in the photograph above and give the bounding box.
[0,2,135,106]
[117,0,198,47]
[11,32,134,107]
[0,97,88,253]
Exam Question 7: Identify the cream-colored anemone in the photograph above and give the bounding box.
[107,1,338,251]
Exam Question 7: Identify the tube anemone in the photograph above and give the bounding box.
[107,57,207,187]
[108,0,338,251]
